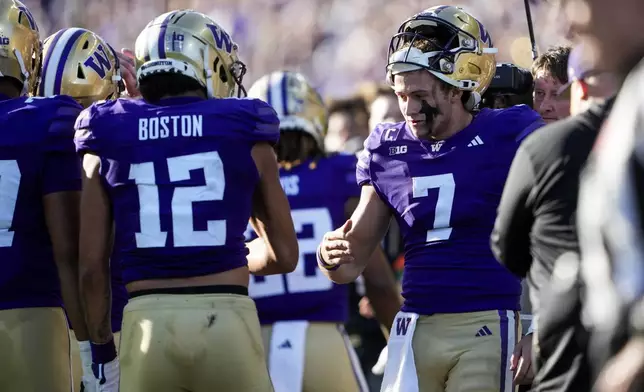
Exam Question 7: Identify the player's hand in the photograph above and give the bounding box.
[117,48,140,98]
[320,219,355,268]
[511,333,534,385]
[91,357,120,392]
[359,296,375,319]
[596,336,644,392]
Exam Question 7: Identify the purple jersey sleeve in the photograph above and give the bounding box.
[356,148,372,186]
[73,103,101,154]
[496,104,546,142]
[43,97,83,194]
[356,122,398,186]
[229,98,281,145]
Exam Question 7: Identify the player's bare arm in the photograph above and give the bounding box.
[319,185,392,283]
[344,196,401,332]
[44,190,90,340]
[248,142,298,275]
[79,152,113,344]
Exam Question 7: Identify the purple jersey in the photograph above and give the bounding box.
[0,94,82,310]
[248,153,360,324]
[74,96,279,284]
[357,105,544,315]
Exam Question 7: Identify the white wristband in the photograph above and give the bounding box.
[78,340,92,368]
[527,319,535,335]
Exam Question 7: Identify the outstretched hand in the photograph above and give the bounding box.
[320,219,355,268]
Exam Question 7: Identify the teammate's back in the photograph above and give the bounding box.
[74,9,297,392]
[0,2,82,391]
[0,95,81,307]
[76,96,280,284]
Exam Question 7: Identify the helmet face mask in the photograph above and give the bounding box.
[387,6,497,96]
[134,10,247,99]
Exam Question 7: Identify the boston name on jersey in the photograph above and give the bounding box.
[138,114,203,141]
[74,96,279,284]
[249,153,360,324]
[357,105,544,315]
[0,95,82,310]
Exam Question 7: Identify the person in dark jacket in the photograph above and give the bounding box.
[491,43,618,391]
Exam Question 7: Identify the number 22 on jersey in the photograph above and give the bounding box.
[129,151,225,248]
[250,208,334,298]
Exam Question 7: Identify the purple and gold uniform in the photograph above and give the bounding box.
[74,96,279,392]
[0,94,82,392]
[249,153,367,391]
[360,106,543,392]
[247,70,368,392]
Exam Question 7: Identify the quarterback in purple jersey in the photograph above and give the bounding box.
[247,70,401,392]
[74,10,298,392]
[0,1,84,391]
[318,5,545,392]
[38,27,128,392]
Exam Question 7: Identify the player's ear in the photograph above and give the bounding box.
[450,87,463,104]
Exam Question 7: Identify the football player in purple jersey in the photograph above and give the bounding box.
[247,70,401,392]
[38,27,127,392]
[0,1,85,391]
[74,10,298,392]
[317,5,545,392]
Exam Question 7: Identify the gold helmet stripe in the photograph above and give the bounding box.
[39,27,84,97]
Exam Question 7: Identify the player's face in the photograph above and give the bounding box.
[393,70,454,140]
[562,0,644,76]
[533,71,570,123]
[369,94,404,132]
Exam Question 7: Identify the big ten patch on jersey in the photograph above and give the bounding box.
[358,106,543,316]
[73,96,280,285]
[248,153,361,324]
[0,95,82,310]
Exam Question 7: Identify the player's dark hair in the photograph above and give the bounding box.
[531,46,572,84]
[275,130,324,164]
[139,73,206,103]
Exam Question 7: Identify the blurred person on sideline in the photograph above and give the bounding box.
[531,46,571,123]
[563,0,644,389]
[317,6,544,391]
[324,96,369,154]
[491,42,618,392]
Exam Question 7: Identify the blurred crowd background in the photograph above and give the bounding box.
[27,0,568,98]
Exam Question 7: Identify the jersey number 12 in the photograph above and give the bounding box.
[130,151,226,248]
